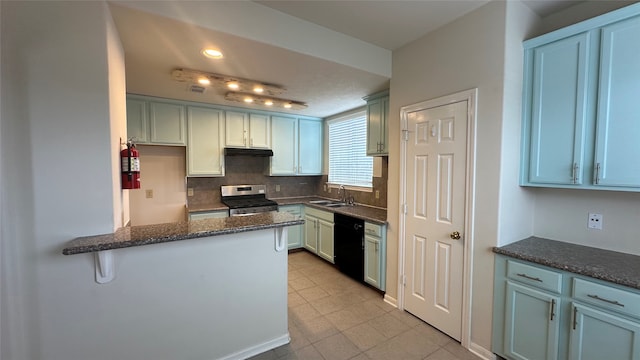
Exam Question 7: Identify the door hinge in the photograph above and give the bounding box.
[402,203,408,214]
[402,275,407,286]
[402,129,410,141]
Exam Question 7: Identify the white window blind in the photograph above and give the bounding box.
[328,111,373,188]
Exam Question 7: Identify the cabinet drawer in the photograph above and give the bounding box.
[507,260,562,293]
[365,222,382,237]
[573,278,640,319]
[304,206,333,223]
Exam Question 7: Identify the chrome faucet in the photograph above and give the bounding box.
[338,185,346,203]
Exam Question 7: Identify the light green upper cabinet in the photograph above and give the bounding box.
[126,98,149,144]
[225,111,270,149]
[271,116,298,175]
[149,101,187,145]
[187,106,224,177]
[126,96,186,146]
[365,91,389,156]
[593,16,640,187]
[521,5,640,191]
[270,116,322,176]
[297,119,322,175]
[525,33,592,185]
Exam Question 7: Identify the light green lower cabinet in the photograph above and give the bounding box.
[569,303,640,360]
[364,222,386,291]
[504,281,560,360]
[303,207,334,263]
[188,210,228,220]
[278,205,303,250]
[494,255,640,360]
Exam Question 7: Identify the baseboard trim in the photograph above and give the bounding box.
[218,333,290,360]
[468,341,495,360]
[383,294,398,308]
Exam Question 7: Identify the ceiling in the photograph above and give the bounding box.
[110,1,584,119]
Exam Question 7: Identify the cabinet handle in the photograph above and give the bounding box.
[573,306,578,330]
[594,162,601,184]
[516,273,543,282]
[587,294,624,307]
[549,299,556,321]
[572,162,579,184]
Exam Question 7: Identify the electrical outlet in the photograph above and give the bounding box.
[145,189,153,199]
[375,190,380,199]
[588,213,603,230]
[187,188,194,197]
[275,184,281,192]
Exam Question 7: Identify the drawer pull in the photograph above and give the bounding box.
[516,273,543,282]
[587,294,625,307]
[573,306,578,330]
[550,299,556,321]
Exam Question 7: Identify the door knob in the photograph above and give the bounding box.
[450,231,461,240]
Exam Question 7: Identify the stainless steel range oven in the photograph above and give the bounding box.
[220,185,278,216]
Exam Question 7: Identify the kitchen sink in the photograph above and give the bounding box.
[324,202,348,207]
[308,200,349,207]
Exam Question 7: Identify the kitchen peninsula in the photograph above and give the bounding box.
[62,212,303,360]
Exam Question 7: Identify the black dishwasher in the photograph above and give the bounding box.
[334,213,364,282]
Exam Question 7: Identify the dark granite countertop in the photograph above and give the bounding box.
[272,196,387,225]
[63,212,304,255]
[494,237,640,290]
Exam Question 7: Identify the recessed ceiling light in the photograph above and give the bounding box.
[202,48,223,59]
[244,97,254,103]
[264,100,274,106]
[253,86,264,94]
[284,103,292,109]
[198,78,211,85]
[227,81,239,90]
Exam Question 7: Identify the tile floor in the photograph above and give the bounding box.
[250,251,481,360]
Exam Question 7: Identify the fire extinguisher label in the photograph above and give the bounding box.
[122,157,140,172]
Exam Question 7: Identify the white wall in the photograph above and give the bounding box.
[129,145,187,226]
[389,1,539,355]
[1,2,121,358]
[107,7,129,229]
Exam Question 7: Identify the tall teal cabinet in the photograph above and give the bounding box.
[521,3,640,191]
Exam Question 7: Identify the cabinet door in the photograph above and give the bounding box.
[366,98,384,155]
[187,107,224,176]
[569,303,640,360]
[526,33,591,185]
[304,215,318,253]
[126,98,149,143]
[594,16,640,187]
[364,234,380,288]
[504,281,560,360]
[279,205,302,249]
[379,97,389,154]
[271,116,298,175]
[149,102,186,145]
[225,111,248,147]
[249,113,270,148]
[317,218,334,264]
[298,119,323,175]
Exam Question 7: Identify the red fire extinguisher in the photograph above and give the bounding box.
[121,140,141,189]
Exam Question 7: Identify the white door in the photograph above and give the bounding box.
[403,100,467,341]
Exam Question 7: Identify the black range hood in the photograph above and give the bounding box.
[224,147,274,157]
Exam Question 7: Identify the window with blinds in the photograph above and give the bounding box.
[328,111,373,188]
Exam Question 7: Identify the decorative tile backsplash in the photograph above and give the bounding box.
[186,155,388,208]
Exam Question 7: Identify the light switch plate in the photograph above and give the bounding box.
[187,188,194,197]
[145,189,153,199]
